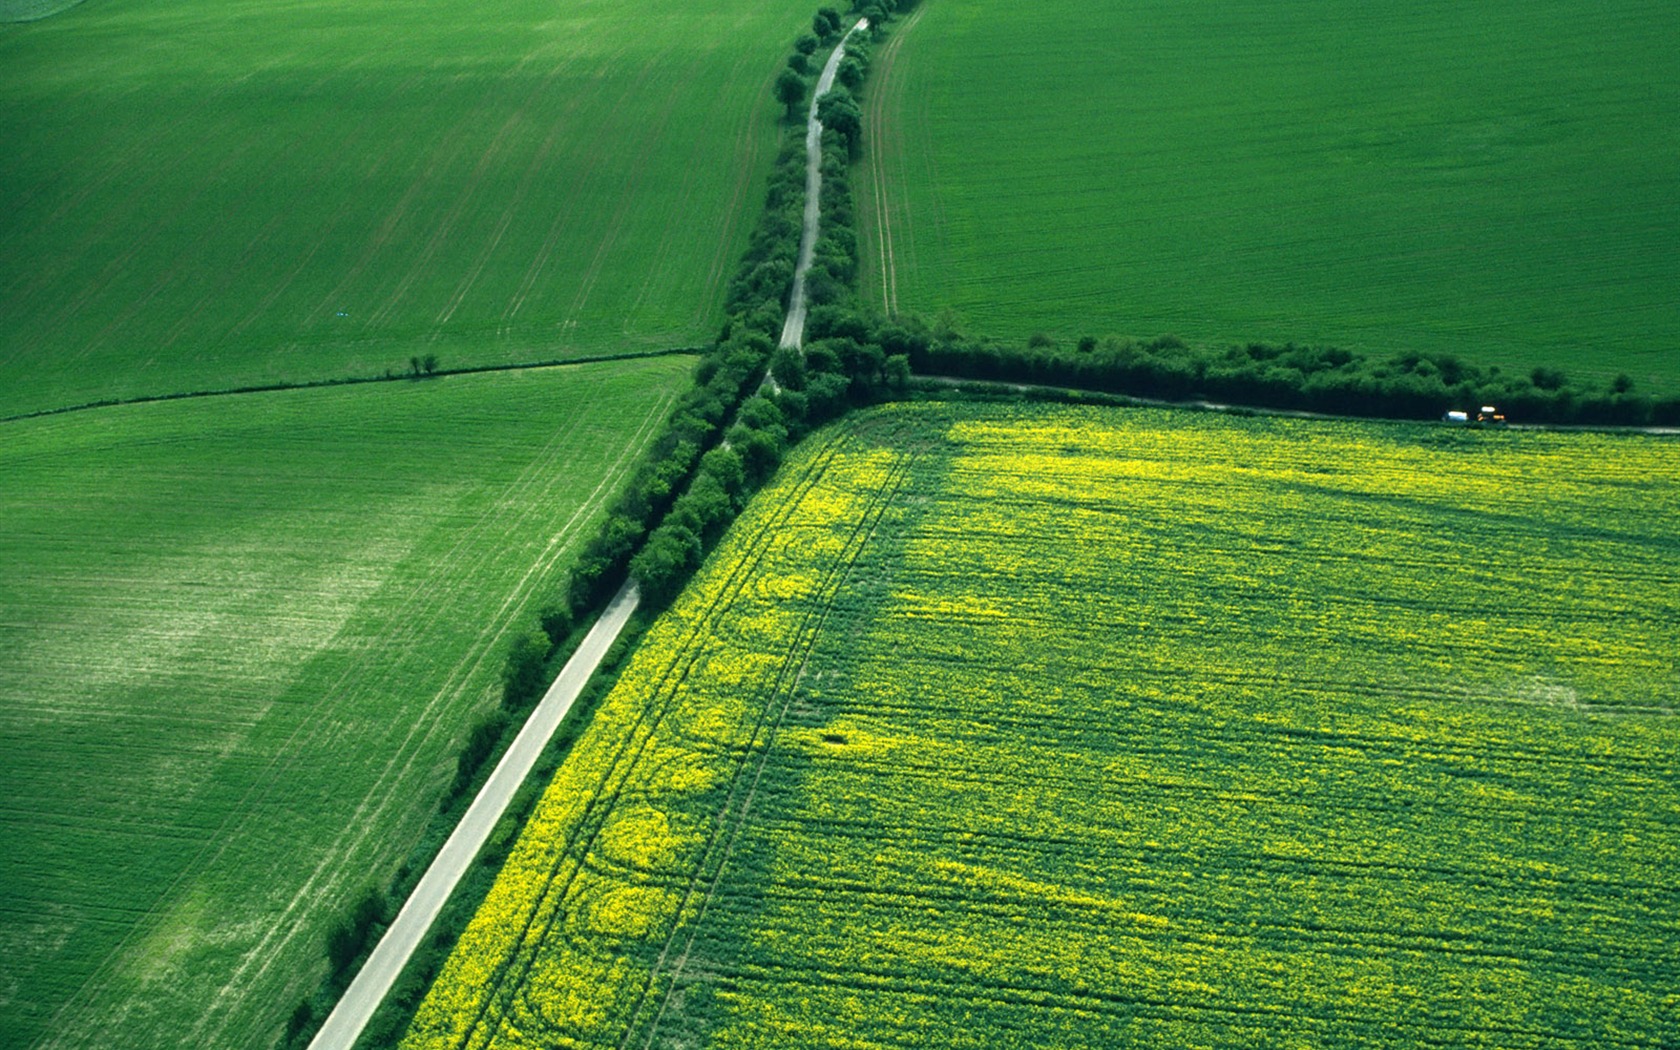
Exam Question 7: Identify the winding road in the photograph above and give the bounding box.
[307,581,641,1050]
[310,26,873,1046]
[779,18,869,351]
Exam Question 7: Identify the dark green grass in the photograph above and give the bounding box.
[0,0,814,417]
[0,357,688,1050]
[863,0,1680,388]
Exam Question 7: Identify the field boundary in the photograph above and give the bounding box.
[189,387,683,1050]
[0,347,702,426]
[862,4,925,315]
[910,374,1680,437]
[624,438,914,1048]
[452,440,864,1041]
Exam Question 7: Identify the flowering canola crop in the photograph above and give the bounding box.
[405,403,1680,1049]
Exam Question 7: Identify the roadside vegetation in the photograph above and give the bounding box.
[557,8,918,613]
[7,0,1678,1047]
[911,330,1680,427]
[296,596,656,1050]
[387,4,1680,1043]
[672,0,1680,430]
[0,361,688,1050]
[401,400,1680,1048]
[288,13,900,1042]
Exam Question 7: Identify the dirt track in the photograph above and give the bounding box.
[778,19,870,350]
[863,5,924,316]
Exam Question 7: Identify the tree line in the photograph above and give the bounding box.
[294,0,1667,1036]
[630,10,911,607]
[284,10,897,1043]
[907,330,1680,428]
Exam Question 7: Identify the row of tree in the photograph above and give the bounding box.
[300,0,1670,1033]
[776,7,849,118]
[554,0,1680,639]
[908,331,1680,427]
[523,16,895,627]
[289,6,922,1046]
[764,5,1673,431]
[288,22,844,1048]
[627,4,917,606]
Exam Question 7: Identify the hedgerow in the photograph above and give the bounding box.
[909,329,1680,427]
[292,8,903,1046]
[360,0,1680,1042]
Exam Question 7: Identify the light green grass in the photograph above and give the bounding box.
[0,0,84,23]
[0,357,689,1050]
[863,0,1680,388]
[404,401,1680,1048]
[0,0,814,417]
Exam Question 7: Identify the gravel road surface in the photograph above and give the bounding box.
[779,19,869,350]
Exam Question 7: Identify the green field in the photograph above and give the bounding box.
[862,0,1680,388]
[0,0,84,23]
[0,0,815,418]
[0,358,689,1050]
[402,401,1680,1048]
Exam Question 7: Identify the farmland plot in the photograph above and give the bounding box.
[0,0,83,23]
[861,0,1680,387]
[0,358,688,1050]
[405,402,1680,1048]
[0,0,813,417]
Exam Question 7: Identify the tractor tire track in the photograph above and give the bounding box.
[444,439,853,1049]
[625,439,914,1049]
[863,4,925,316]
[192,381,680,1049]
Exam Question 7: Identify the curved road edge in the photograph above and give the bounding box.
[307,580,642,1050]
[779,18,870,351]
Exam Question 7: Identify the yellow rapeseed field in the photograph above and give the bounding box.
[406,402,1680,1048]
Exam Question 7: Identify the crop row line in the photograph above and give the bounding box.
[700,953,1664,1049]
[445,435,857,1048]
[626,438,914,1048]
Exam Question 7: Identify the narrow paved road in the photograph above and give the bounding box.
[308,581,641,1050]
[779,18,869,351]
